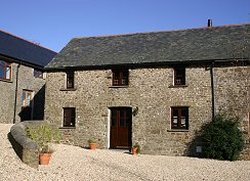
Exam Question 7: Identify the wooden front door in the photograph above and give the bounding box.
[110,107,132,149]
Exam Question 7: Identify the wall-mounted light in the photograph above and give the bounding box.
[132,106,139,116]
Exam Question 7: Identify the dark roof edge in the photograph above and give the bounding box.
[0,29,57,54]
[45,58,250,72]
[0,53,44,70]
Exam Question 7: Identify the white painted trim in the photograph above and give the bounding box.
[64,72,67,88]
[61,108,64,127]
[107,108,111,148]
[169,107,172,129]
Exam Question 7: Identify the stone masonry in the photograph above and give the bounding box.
[45,65,216,155]
[45,65,250,156]
[0,62,45,124]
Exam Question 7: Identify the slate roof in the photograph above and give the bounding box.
[0,30,57,68]
[46,24,250,70]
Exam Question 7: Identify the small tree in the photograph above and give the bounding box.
[26,123,61,153]
[200,114,244,161]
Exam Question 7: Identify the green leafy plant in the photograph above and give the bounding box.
[26,123,61,153]
[132,142,141,154]
[88,138,96,144]
[200,114,244,161]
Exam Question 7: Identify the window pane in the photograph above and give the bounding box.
[174,68,185,85]
[22,90,33,107]
[0,60,11,80]
[121,78,127,85]
[173,116,178,124]
[34,69,43,78]
[171,107,188,130]
[181,116,186,126]
[66,72,74,89]
[112,69,128,86]
[0,68,4,78]
[27,93,31,106]
[63,108,76,127]
[6,67,10,79]
[0,60,5,66]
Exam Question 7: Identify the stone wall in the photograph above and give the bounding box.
[45,66,213,155]
[45,65,250,156]
[0,61,46,124]
[214,66,250,158]
[214,66,250,133]
[8,121,43,168]
[0,63,17,124]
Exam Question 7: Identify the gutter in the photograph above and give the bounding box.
[210,62,215,119]
[13,64,20,124]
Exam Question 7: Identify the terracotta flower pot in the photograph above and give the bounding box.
[89,143,96,150]
[131,147,138,155]
[39,153,52,165]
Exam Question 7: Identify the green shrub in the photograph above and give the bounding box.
[88,138,96,144]
[200,114,244,161]
[26,123,61,153]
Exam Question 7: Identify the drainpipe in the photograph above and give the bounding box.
[13,64,20,124]
[210,62,215,119]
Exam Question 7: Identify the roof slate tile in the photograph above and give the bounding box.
[0,30,57,68]
[46,24,250,70]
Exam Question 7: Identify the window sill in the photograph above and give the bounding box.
[109,85,129,88]
[169,85,188,88]
[59,127,76,129]
[60,88,77,91]
[0,79,12,83]
[167,129,189,132]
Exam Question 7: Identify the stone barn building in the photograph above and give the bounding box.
[0,30,56,124]
[45,24,250,156]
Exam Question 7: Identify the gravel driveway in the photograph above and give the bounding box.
[1,124,250,181]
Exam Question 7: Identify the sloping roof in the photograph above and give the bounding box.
[46,24,250,70]
[0,30,57,68]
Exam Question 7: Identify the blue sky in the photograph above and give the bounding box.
[0,0,249,52]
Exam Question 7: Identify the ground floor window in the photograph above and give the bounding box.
[22,90,33,107]
[20,90,34,121]
[63,107,76,127]
[171,107,189,130]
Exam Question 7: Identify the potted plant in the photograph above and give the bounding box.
[26,123,61,165]
[131,143,140,155]
[88,138,97,150]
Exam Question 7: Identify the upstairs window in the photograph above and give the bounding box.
[171,107,189,130]
[174,67,185,86]
[0,60,11,80]
[112,69,128,86]
[66,71,74,89]
[34,69,43,78]
[63,107,76,127]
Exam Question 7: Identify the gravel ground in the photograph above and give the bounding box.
[1,124,250,181]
